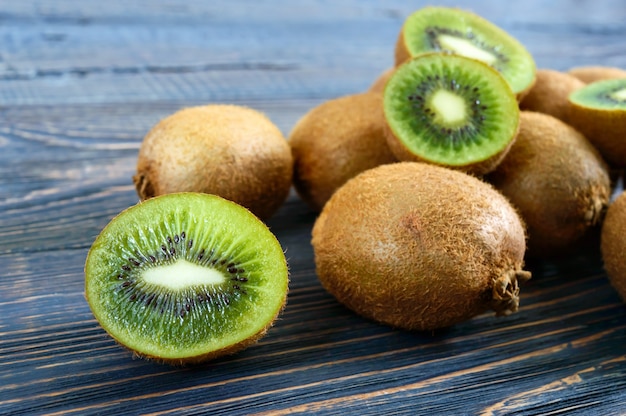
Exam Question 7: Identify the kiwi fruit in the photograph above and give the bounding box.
[133,104,293,220]
[84,192,289,365]
[568,78,626,168]
[568,65,626,84]
[487,111,610,257]
[312,162,531,331]
[394,6,536,98]
[601,191,626,301]
[288,92,397,212]
[519,69,585,124]
[383,52,520,176]
[369,67,395,94]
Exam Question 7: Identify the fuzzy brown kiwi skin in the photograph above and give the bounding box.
[487,111,611,258]
[601,191,626,302]
[519,69,585,125]
[133,105,293,220]
[568,66,626,84]
[312,162,530,332]
[288,92,397,212]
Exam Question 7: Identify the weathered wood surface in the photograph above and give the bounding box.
[2,1,626,414]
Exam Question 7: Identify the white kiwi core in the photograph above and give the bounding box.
[430,89,467,125]
[141,259,225,289]
[438,34,497,65]
[610,88,626,101]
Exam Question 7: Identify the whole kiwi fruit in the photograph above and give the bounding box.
[601,191,626,302]
[312,162,531,331]
[288,92,397,212]
[133,104,293,220]
[383,52,520,176]
[519,69,585,125]
[85,192,289,365]
[568,79,626,168]
[568,65,626,84]
[394,6,536,98]
[487,111,611,257]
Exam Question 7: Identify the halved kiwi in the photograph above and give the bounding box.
[383,52,520,175]
[85,193,289,365]
[568,78,626,168]
[394,6,536,98]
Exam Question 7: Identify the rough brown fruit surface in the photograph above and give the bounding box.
[519,69,585,124]
[133,105,293,220]
[312,162,530,331]
[601,191,626,302]
[568,66,626,84]
[488,111,610,257]
[288,92,397,212]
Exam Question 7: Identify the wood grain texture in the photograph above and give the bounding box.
[2,1,626,415]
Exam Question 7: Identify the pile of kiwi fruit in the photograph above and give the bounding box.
[85,5,626,365]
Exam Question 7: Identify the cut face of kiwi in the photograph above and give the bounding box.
[383,52,519,175]
[568,78,626,168]
[395,7,536,97]
[84,193,289,365]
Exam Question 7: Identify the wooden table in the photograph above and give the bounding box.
[2,1,626,414]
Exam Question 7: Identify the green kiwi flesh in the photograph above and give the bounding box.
[312,162,530,331]
[395,6,536,97]
[85,193,289,365]
[570,78,626,110]
[383,53,519,175]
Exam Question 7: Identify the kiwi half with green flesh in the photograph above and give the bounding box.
[487,111,610,257]
[394,6,536,98]
[519,69,585,125]
[568,66,626,84]
[85,193,289,365]
[312,162,530,331]
[568,78,626,168]
[133,104,293,221]
[288,92,397,212]
[383,52,520,176]
[601,191,626,302]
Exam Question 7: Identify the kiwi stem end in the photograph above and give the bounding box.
[491,269,531,316]
[133,172,154,200]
